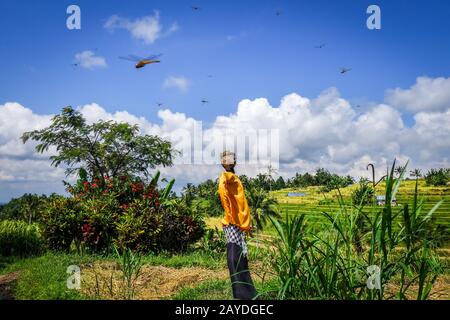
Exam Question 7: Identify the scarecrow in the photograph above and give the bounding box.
[218,151,258,300]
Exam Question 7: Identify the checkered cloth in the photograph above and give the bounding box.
[223,224,248,257]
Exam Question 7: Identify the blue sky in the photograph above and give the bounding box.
[1,0,450,123]
[1,0,450,202]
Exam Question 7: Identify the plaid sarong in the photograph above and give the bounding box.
[223,224,248,257]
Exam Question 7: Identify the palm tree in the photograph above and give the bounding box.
[410,168,422,179]
[394,165,404,178]
[246,187,281,231]
[265,164,278,191]
[182,183,195,205]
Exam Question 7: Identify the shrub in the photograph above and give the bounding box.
[246,187,281,231]
[200,227,227,255]
[114,199,162,253]
[39,172,204,254]
[424,168,450,186]
[0,220,44,257]
[0,193,52,223]
[80,195,119,253]
[41,197,84,252]
[351,178,375,206]
[157,200,205,253]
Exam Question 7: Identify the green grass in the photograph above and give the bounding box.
[0,250,227,300]
[172,277,278,300]
[0,252,92,300]
[139,250,225,269]
[172,279,231,300]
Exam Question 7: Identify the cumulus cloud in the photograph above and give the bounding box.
[163,76,190,93]
[0,102,53,158]
[74,51,107,70]
[1,77,450,201]
[104,11,178,44]
[385,76,450,112]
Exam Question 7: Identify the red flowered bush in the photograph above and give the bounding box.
[40,172,204,253]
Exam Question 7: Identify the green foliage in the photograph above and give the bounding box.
[268,214,309,299]
[157,199,206,253]
[182,179,223,217]
[40,171,204,254]
[246,187,281,231]
[80,195,119,252]
[0,193,54,223]
[289,172,315,188]
[274,176,287,189]
[0,220,44,257]
[114,199,162,253]
[200,227,227,255]
[352,178,375,206]
[22,106,176,183]
[267,160,445,300]
[410,168,422,179]
[288,168,354,190]
[41,197,84,252]
[115,247,143,299]
[424,168,450,186]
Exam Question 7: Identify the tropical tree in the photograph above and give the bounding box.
[274,176,286,190]
[424,168,450,186]
[22,107,176,185]
[410,168,422,179]
[0,193,52,223]
[395,165,405,178]
[246,187,281,231]
[351,178,375,206]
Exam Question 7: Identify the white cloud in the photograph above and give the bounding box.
[163,76,190,93]
[1,77,450,201]
[74,51,107,70]
[385,76,450,112]
[104,11,178,44]
[0,102,53,158]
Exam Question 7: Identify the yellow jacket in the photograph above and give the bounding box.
[218,171,251,231]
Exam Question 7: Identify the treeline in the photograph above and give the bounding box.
[424,168,450,186]
[180,168,354,218]
[238,168,355,191]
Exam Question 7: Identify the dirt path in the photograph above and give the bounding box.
[0,272,20,300]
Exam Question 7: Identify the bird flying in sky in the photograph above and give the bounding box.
[340,67,352,74]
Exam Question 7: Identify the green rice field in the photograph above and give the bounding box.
[207,179,450,239]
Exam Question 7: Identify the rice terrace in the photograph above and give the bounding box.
[1,0,450,307]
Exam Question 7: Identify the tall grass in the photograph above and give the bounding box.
[0,220,44,257]
[114,247,143,299]
[267,160,444,300]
